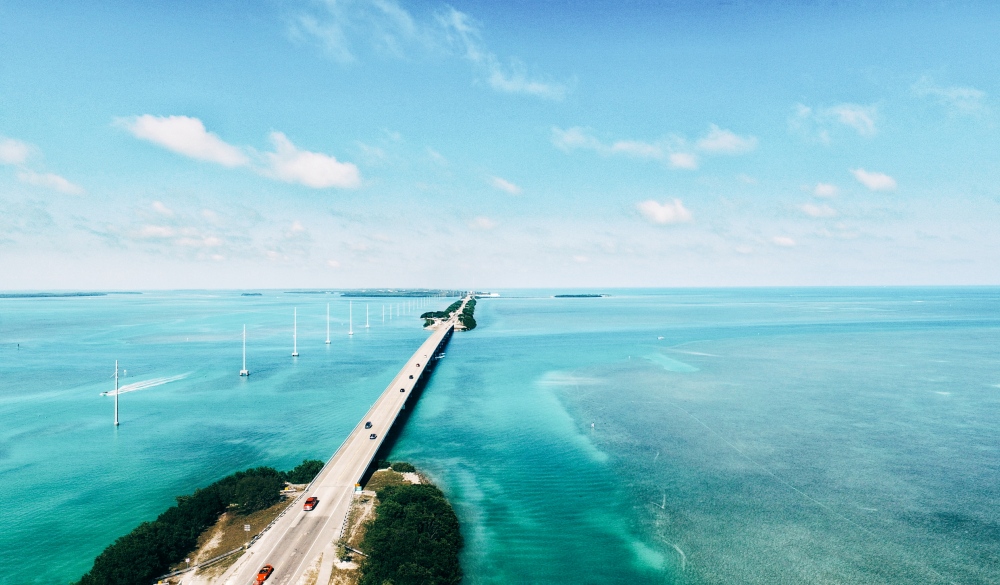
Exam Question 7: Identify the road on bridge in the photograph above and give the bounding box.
[215,297,469,585]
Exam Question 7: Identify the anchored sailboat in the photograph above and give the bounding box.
[366,304,370,328]
[114,360,120,426]
[240,325,250,376]
[292,308,299,357]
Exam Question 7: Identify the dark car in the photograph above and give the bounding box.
[369,433,377,439]
[409,375,414,379]
[364,421,372,429]
[400,387,405,392]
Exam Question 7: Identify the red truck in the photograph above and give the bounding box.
[303,497,319,511]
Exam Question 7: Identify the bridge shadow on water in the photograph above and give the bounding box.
[360,327,454,486]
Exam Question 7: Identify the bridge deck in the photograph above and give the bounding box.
[216,308,461,585]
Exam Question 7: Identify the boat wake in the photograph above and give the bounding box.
[101,373,190,396]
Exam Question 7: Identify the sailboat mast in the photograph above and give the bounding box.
[240,325,250,376]
[292,308,299,357]
[114,360,119,426]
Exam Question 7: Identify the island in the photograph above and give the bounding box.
[336,462,463,585]
[553,294,609,298]
[421,296,477,331]
[76,460,324,585]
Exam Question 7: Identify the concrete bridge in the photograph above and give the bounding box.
[215,297,467,585]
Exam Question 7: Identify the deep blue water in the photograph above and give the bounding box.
[2,288,999,584]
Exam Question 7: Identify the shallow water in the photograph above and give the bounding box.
[2,289,999,584]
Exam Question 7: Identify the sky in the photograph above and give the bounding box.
[1,0,998,290]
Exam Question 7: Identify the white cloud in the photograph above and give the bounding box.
[426,147,447,165]
[16,170,85,195]
[827,104,877,136]
[0,137,32,165]
[292,1,568,100]
[800,203,837,218]
[771,236,796,247]
[609,140,663,159]
[637,199,693,225]
[572,255,589,263]
[913,75,987,115]
[813,183,838,197]
[552,127,698,170]
[552,127,602,152]
[121,115,249,167]
[695,124,758,154]
[326,259,341,269]
[264,132,361,189]
[469,216,496,230]
[1,136,83,194]
[851,168,897,191]
[486,64,568,101]
[790,103,877,141]
[668,152,698,170]
[152,201,174,217]
[438,7,569,100]
[490,176,521,195]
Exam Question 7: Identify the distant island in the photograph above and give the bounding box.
[553,294,608,298]
[340,289,465,298]
[0,292,141,299]
[240,292,263,296]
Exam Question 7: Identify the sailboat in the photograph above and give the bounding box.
[348,301,354,336]
[292,308,299,357]
[114,360,120,426]
[325,303,331,344]
[366,304,370,328]
[240,325,250,376]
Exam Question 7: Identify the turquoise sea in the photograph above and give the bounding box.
[2,288,999,584]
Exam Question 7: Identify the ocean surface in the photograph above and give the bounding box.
[1,288,999,584]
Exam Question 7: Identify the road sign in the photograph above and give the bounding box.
[244,524,251,532]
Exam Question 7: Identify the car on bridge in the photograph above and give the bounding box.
[400,387,405,392]
[365,421,372,429]
[369,433,377,439]
[256,564,274,583]
[303,497,319,511]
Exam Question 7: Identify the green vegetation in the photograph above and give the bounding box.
[420,300,463,321]
[77,460,325,585]
[390,461,416,472]
[283,459,324,483]
[358,483,463,585]
[458,298,477,330]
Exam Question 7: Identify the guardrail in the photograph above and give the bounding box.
[152,489,307,583]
